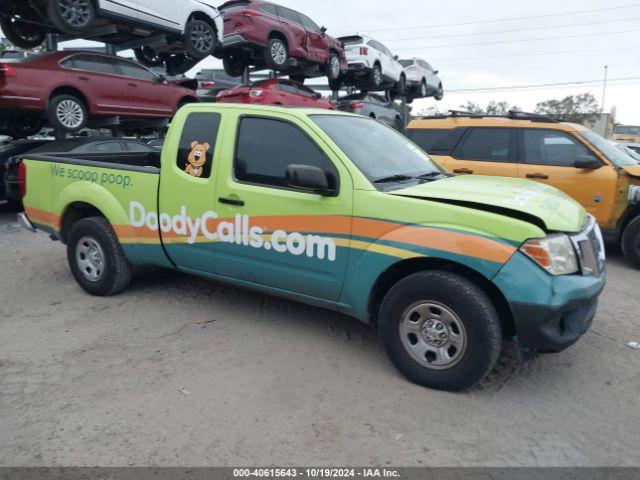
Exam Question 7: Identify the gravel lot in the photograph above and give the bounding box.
[1,206,639,467]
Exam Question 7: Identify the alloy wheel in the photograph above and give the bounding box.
[59,0,93,28]
[420,81,428,97]
[329,55,340,79]
[190,23,214,54]
[271,41,287,66]
[75,236,105,282]
[399,301,467,370]
[56,99,84,129]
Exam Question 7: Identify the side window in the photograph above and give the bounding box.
[522,129,596,166]
[454,128,513,162]
[65,55,116,75]
[235,117,338,191]
[408,129,463,155]
[280,7,301,24]
[88,142,123,153]
[367,40,382,52]
[176,113,221,179]
[117,60,158,82]
[299,13,321,32]
[260,3,277,16]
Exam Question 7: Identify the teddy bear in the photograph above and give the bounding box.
[185,141,211,178]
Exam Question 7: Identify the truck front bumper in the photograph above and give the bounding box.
[493,252,606,353]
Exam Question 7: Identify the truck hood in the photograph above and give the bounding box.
[623,165,640,177]
[390,175,587,233]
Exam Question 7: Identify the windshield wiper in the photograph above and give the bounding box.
[416,171,452,179]
[373,174,416,184]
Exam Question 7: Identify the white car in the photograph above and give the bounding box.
[610,141,640,164]
[400,58,444,101]
[338,35,406,96]
[0,0,223,66]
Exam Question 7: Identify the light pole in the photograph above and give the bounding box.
[601,65,608,113]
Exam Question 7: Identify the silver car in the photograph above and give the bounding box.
[336,93,403,130]
[400,58,443,101]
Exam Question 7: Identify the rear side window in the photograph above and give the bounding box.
[259,3,277,15]
[63,54,116,75]
[299,13,321,32]
[279,7,301,24]
[523,129,595,167]
[176,113,221,179]
[235,117,337,190]
[408,128,466,155]
[454,128,513,162]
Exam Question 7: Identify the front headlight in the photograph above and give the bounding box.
[520,234,579,275]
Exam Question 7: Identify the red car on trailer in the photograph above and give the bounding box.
[217,79,335,109]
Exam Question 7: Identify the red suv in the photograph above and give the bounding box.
[0,51,199,136]
[217,79,335,109]
[217,1,347,88]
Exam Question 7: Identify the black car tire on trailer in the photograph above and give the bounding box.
[326,51,341,81]
[378,270,502,391]
[369,64,382,89]
[7,115,43,139]
[265,37,289,71]
[134,47,165,68]
[184,19,218,59]
[67,217,133,296]
[0,17,46,49]
[47,0,95,34]
[48,94,87,133]
[222,55,246,77]
[622,216,640,268]
[435,84,444,101]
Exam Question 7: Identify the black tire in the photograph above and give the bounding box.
[184,19,217,59]
[264,37,289,70]
[394,116,403,131]
[325,51,341,81]
[435,84,444,101]
[163,53,198,76]
[67,217,132,296]
[47,0,95,34]
[48,94,87,133]
[134,47,164,68]
[419,79,428,98]
[369,64,382,89]
[7,114,43,139]
[392,74,406,98]
[378,271,502,391]
[0,16,46,49]
[222,54,246,77]
[622,216,640,268]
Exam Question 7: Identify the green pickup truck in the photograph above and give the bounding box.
[16,104,606,391]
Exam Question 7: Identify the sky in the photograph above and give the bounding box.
[9,0,640,124]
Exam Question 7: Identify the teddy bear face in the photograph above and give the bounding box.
[188,141,210,168]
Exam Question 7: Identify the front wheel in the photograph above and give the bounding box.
[67,217,133,296]
[378,271,502,391]
[184,19,217,59]
[264,37,289,70]
[622,216,640,268]
[435,84,444,101]
[325,51,341,81]
[48,94,87,132]
[369,64,382,89]
[134,47,164,68]
[47,0,95,34]
[0,17,46,49]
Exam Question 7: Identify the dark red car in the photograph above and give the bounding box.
[0,51,199,137]
[217,79,335,109]
[217,1,347,88]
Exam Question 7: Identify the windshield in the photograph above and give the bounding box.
[311,115,443,187]
[614,125,640,135]
[579,131,638,167]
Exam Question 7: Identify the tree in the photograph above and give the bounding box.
[458,100,521,115]
[534,93,600,123]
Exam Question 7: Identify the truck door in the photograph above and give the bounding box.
[214,113,353,301]
[447,127,519,177]
[516,128,618,224]
[158,111,223,273]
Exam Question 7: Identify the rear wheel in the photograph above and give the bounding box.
[184,19,217,59]
[622,216,640,268]
[7,114,43,139]
[265,37,289,70]
[369,64,382,89]
[0,17,46,49]
[391,74,406,98]
[378,271,502,391]
[67,217,132,296]
[47,0,95,34]
[48,94,87,133]
[419,79,428,98]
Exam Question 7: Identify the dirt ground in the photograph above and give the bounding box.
[1,206,639,467]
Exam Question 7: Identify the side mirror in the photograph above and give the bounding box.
[393,55,399,61]
[434,70,439,75]
[321,26,327,35]
[157,74,167,83]
[574,155,602,169]
[286,164,333,195]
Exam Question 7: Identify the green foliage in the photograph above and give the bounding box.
[534,93,600,123]
[458,100,521,115]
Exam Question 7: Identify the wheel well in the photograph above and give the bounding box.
[187,11,216,31]
[367,257,515,337]
[268,30,288,47]
[369,113,376,119]
[49,86,89,111]
[59,202,105,244]
[619,206,640,239]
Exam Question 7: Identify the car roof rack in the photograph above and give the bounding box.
[418,110,558,123]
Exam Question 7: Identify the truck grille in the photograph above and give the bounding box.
[571,216,606,277]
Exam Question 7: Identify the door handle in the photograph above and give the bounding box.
[526,173,549,179]
[78,76,90,81]
[218,197,245,207]
[453,168,474,174]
